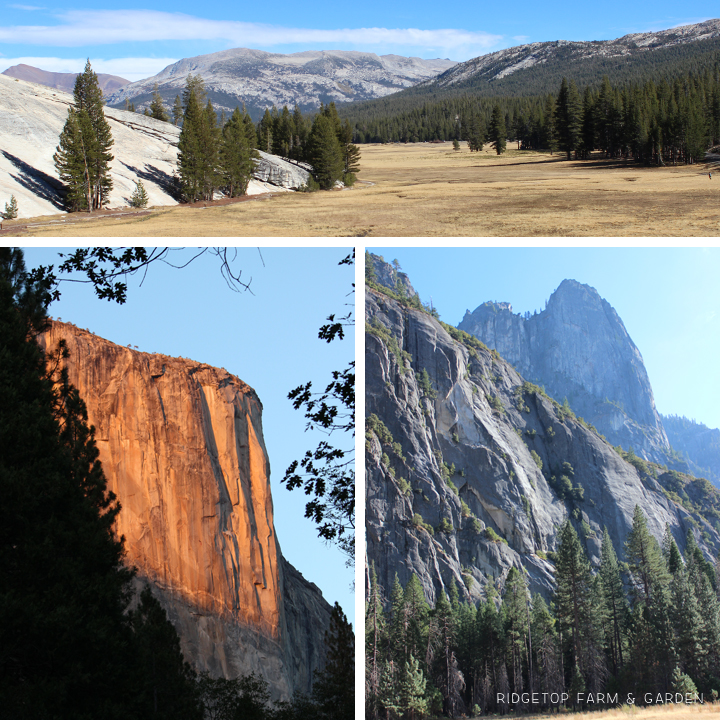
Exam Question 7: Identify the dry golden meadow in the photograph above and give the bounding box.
[511,702,720,720]
[5,143,720,236]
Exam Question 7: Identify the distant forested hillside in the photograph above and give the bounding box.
[340,38,720,158]
[340,60,720,166]
[340,36,720,125]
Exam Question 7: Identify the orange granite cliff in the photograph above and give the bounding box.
[39,321,333,699]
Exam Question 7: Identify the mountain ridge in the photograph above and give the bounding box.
[2,63,130,94]
[104,48,457,120]
[426,19,720,89]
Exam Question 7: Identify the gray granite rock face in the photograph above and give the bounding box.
[365,269,718,606]
[458,280,670,463]
[0,74,309,218]
[367,253,416,298]
[662,415,720,486]
[254,152,310,190]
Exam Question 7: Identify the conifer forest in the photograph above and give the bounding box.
[343,63,720,165]
[366,510,720,719]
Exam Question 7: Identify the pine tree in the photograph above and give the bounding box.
[625,505,669,609]
[177,77,219,202]
[531,594,564,704]
[306,114,344,189]
[257,109,274,153]
[54,60,114,211]
[339,119,361,184]
[556,77,583,160]
[466,114,485,152]
[2,194,18,219]
[543,94,558,153]
[670,665,699,696]
[504,568,530,698]
[598,527,629,675]
[53,107,93,211]
[220,108,259,197]
[554,520,593,681]
[0,248,132,717]
[430,590,464,717]
[129,179,149,208]
[399,655,428,720]
[172,95,183,126]
[130,587,203,719]
[488,105,506,154]
[74,59,114,208]
[311,602,354,720]
[149,83,170,122]
[366,565,386,720]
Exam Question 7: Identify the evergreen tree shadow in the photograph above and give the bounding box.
[1,151,65,210]
[120,161,181,200]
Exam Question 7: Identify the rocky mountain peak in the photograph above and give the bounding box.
[459,279,669,462]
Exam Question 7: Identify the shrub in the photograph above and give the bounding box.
[486,394,504,413]
[485,527,506,544]
[438,518,454,534]
[460,500,472,517]
[366,413,394,445]
[412,513,434,535]
[531,450,543,469]
[419,368,437,399]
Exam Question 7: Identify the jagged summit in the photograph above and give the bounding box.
[459,278,670,462]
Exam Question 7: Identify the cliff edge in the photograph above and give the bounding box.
[39,321,332,699]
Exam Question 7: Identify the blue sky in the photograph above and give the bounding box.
[22,246,355,625]
[368,247,720,434]
[0,0,717,80]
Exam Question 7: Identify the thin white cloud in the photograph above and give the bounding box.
[8,4,46,9]
[0,9,503,57]
[1,55,178,81]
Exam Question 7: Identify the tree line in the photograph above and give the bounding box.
[53,62,361,211]
[343,64,720,166]
[366,508,720,719]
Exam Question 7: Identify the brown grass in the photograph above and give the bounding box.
[487,702,720,720]
[6,143,720,236]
